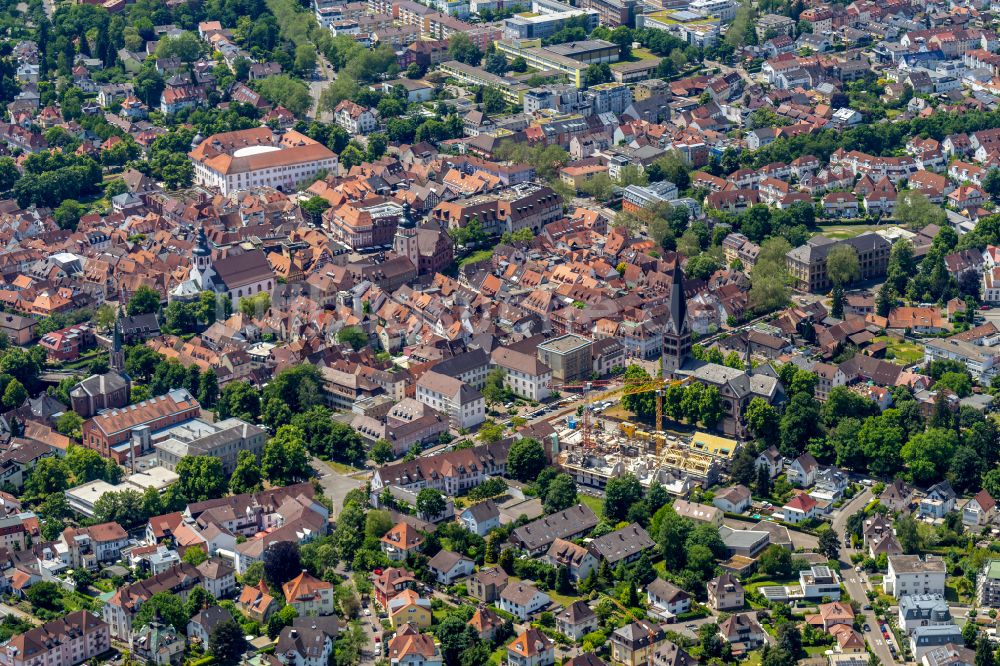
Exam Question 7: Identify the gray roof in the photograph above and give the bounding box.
[588,523,655,564]
[510,504,598,552]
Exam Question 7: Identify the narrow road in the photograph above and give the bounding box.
[831,489,900,665]
[0,602,41,625]
[308,54,337,123]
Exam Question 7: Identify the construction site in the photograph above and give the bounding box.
[549,377,740,497]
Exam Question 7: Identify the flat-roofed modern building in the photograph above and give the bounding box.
[503,8,599,40]
[537,334,593,383]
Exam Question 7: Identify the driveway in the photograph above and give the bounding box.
[723,517,818,551]
[310,456,368,518]
[831,490,901,665]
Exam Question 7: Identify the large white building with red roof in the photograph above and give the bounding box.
[189,127,338,195]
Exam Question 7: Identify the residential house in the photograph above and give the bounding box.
[919,482,957,520]
[646,578,691,621]
[611,621,665,666]
[187,605,234,646]
[276,625,333,666]
[963,490,996,527]
[381,522,425,562]
[459,501,501,537]
[587,523,655,566]
[498,581,550,620]
[713,485,751,514]
[898,594,952,634]
[556,601,598,641]
[782,493,818,525]
[283,571,335,616]
[507,628,554,666]
[787,453,819,487]
[707,573,744,611]
[543,539,598,582]
[426,550,474,585]
[509,504,599,556]
[671,500,722,527]
[717,614,765,655]
[388,589,432,629]
[387,624,443,666]
[467,568,508,603]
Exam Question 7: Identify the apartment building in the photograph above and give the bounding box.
[430,184,562,236]
[978,560,1000,607]
[575,0,638,27]
[60,523,129,570]
[325,198,404,251]
[923,337,999,383]
[0,612,110,666]
[370,441,511,497]
[503,8,599,40]
[490,347,552,401]
[104,563,204,639]
[415,371,485,430]
[885,555,947,599]
[785,233,891,292]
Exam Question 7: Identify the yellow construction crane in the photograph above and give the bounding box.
[616,375,693,433]
[553,375,692,449]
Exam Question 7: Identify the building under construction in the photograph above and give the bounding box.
[555,418,739,495]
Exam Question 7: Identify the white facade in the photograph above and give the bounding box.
[885,556,947,599]
[192,155,338,197]
[415,382,485,430]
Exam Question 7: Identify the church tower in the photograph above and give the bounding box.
[109,306,124,375]
[193,226,211,272]
[394,202,420,269]
[662,260,691,374]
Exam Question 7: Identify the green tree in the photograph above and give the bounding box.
[416,488,446,519]
[25,457,72,500]
[745,397,779,440]
[507,437,545,482]
[826,244,861,287]
[55,412,84,440]
[26,581,62,612]
[209,618,246,664]
[135,591,187,632]
[175,455,227,503]
[262,425,311,485]
[371,439,394,465]
[543,473,577,513]
[217,380,261,421]
[337,326,368,351]
[230,450,263,495]
[818,527,840,560]
[482,368,508,407]
[127,285,161,315]
[53,199,84,230]
[604,473,643,522]
[759,544,792,577]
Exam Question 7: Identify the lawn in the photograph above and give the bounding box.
[458,249,494,268]
[816,224,884,240]
[629,47,658,61]
[873,335,925,365]
[324,460,360,475]
[579,493,604,517]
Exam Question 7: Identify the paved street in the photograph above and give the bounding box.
[310,456,368,518]
[308,55,337,122]
[831,489,901,665]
